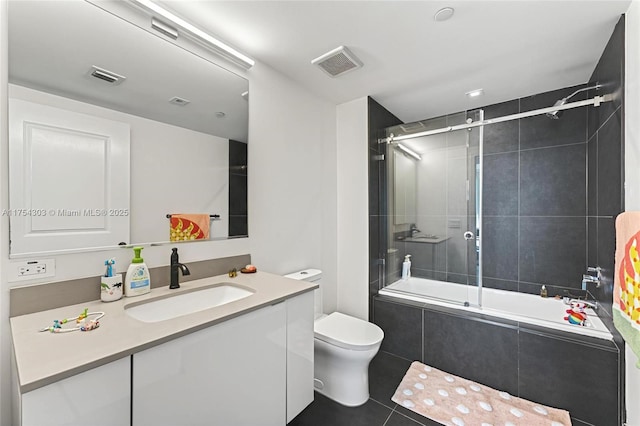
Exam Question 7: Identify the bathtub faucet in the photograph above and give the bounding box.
[581,266,602,291]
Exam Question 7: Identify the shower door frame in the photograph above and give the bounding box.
[378,92,612,309]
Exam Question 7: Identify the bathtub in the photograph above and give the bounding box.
[379,277,613,340]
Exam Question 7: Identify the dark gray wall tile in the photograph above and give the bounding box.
[370,216,381,281]
[589,16,624,127]
[405,241,437,272]
[587,216,598,267]
[519,217,586,288]
[519,85,588,150]
[597,109,623,216]
[229,174,247,215]
[482,100,519,154]
[228,140,248,237]
[519,331,620,426]
[373,299,423,361]
[368,97,403,295]
[482,277,518,292]
[228,139,247,175]
[520,143,586,216]
[423,310,519,395]
[483,216,518,281]
[587,136,598,216]
[368,97,403,151]
[228,216,248,236]
[595,217,615,316]
[483,152,518,216]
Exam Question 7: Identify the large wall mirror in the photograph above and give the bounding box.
[7,0,249,257]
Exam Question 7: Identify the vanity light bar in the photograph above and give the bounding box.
[397,143,421,161]
[129,0,255,69]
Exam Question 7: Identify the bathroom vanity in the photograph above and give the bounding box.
[10,271,316,426]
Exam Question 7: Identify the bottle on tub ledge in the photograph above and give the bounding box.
[540,285,548,298]
[124,246,151,297]
[402,254,412,280]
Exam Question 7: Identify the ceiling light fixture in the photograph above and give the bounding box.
[397,144,422,161]
[129,0,255,69]
[466,88,484,98]
[434,7,455,22]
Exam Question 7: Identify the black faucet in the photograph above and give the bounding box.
[170,247,191,289]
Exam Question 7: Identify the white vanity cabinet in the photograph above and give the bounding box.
[132,292,314,426]
[17,356,130,426]
[12,289,315,426]
[286,291,314,423]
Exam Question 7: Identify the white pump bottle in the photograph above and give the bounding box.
[402,254,412,280]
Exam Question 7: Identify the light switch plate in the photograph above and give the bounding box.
[9,259,56,282]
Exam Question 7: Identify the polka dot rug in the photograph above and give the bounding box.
[392,361,571,426]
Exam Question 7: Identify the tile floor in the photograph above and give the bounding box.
[289,350,592,426]
[289,351,441,426]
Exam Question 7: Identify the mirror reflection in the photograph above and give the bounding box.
[7,0,249,257]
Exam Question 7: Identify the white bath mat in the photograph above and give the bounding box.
[392,361,572,426]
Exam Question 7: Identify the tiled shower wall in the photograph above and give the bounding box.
[368,97,402,321]
[368,15,625,307]
[587,16,625,318]
[229,140,248,237]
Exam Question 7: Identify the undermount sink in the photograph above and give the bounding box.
[125,283,255,323]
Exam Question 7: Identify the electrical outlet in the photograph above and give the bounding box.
[9,259,56,282]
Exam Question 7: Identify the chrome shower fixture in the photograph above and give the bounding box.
[546,83,602,119]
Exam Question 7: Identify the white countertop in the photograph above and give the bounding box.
[10,271,317,393]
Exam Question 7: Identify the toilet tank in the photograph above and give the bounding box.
[284,269,323,318]
[284,269,322,283]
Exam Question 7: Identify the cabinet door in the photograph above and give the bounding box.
[133,303,287,426]
[286,292,314,422]
[21,356,130,426]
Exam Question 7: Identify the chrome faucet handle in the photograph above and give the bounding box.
[586,266,602,278]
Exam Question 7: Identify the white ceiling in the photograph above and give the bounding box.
[161,0,631,123]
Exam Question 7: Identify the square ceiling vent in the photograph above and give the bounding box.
[311,46,363,78]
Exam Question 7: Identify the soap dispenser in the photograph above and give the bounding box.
[402,255,412,280]
[124,247,151,297]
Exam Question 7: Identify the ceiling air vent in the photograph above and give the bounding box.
[311,46,363,78]
[89,66,126,85]
[169,96,191,106]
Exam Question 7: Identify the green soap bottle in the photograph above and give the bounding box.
[124,247,151,297]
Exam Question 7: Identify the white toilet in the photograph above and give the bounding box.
[285,269,384,407]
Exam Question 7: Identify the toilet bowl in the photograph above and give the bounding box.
[284,269,384,407]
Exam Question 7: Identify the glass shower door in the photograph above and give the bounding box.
[382,111,482,307]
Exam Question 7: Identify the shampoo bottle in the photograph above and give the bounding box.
[540,285,548,298]
[402,255,412,280]
[124,247,151,297]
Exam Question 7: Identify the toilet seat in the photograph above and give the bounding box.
[314,312,384,351]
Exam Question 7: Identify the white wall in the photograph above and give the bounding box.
[335,97,369,320]
[247,62,338,313]
[0,15,338,426]
[625,3,640,425]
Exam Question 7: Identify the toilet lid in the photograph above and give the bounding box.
[314,312,384,351]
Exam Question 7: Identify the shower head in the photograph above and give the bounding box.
[545,83,602,119]
[546,99,567,119]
